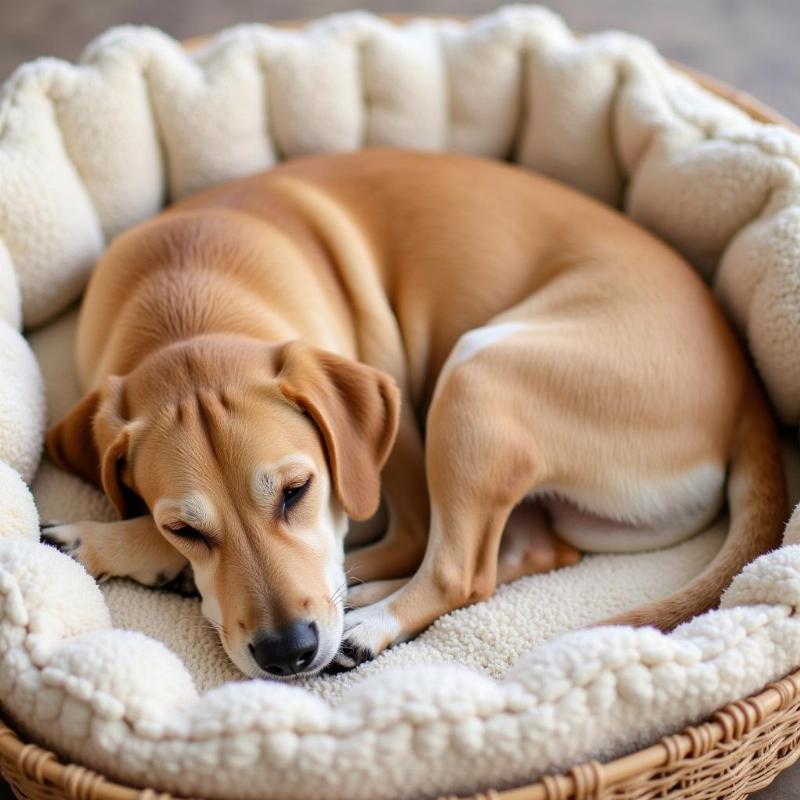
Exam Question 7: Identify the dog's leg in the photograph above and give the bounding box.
[345,403,429,583]
[40,516,194,593]
[335,330,584,667]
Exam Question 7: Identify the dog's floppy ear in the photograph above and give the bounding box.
[46,389,104,488]
[277,342,400,520]
[46,376,138,518]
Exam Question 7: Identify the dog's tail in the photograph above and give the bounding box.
[600,380,787,631]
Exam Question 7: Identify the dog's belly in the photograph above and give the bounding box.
[528,462,726,554]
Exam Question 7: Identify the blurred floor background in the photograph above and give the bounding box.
[1,0,798,122]
[0,2,798,799]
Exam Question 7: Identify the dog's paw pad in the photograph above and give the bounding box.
[326,640,375,673]
[340,639,375,665]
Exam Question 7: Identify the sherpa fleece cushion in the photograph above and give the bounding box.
[2,7,800,800]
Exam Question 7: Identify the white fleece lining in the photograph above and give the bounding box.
[1,7,800,799]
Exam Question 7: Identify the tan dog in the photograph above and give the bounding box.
[43,150,786,678]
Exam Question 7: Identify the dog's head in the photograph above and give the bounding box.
[47,337,399,678]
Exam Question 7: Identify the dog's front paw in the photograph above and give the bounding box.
[40,522,108,581]
[327,603,402,672]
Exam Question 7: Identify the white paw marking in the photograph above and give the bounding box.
[332,601,402,669]
[40,523,109,582]
[40,523,83,556]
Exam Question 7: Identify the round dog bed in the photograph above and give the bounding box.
[2,7,800,800]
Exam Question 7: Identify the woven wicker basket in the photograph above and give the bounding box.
[2,16,799,800]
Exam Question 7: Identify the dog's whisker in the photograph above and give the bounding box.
[328,579,349,609]
[331,589,346,606]
[342,566,367,587]
[194,620,225,639]
[204,619,231,642]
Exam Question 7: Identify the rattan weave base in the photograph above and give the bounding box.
[2,669,800,800]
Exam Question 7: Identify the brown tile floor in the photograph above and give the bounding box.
[0,2,798,798]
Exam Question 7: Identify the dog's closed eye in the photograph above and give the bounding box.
[166,523,210,547]
[282,478,312,518]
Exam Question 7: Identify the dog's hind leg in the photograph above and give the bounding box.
[40,516,193,593]
[334,324,570,667]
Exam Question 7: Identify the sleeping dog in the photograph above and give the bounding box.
[43,150,786,678]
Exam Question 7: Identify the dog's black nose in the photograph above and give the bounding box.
[249,621,319,676]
